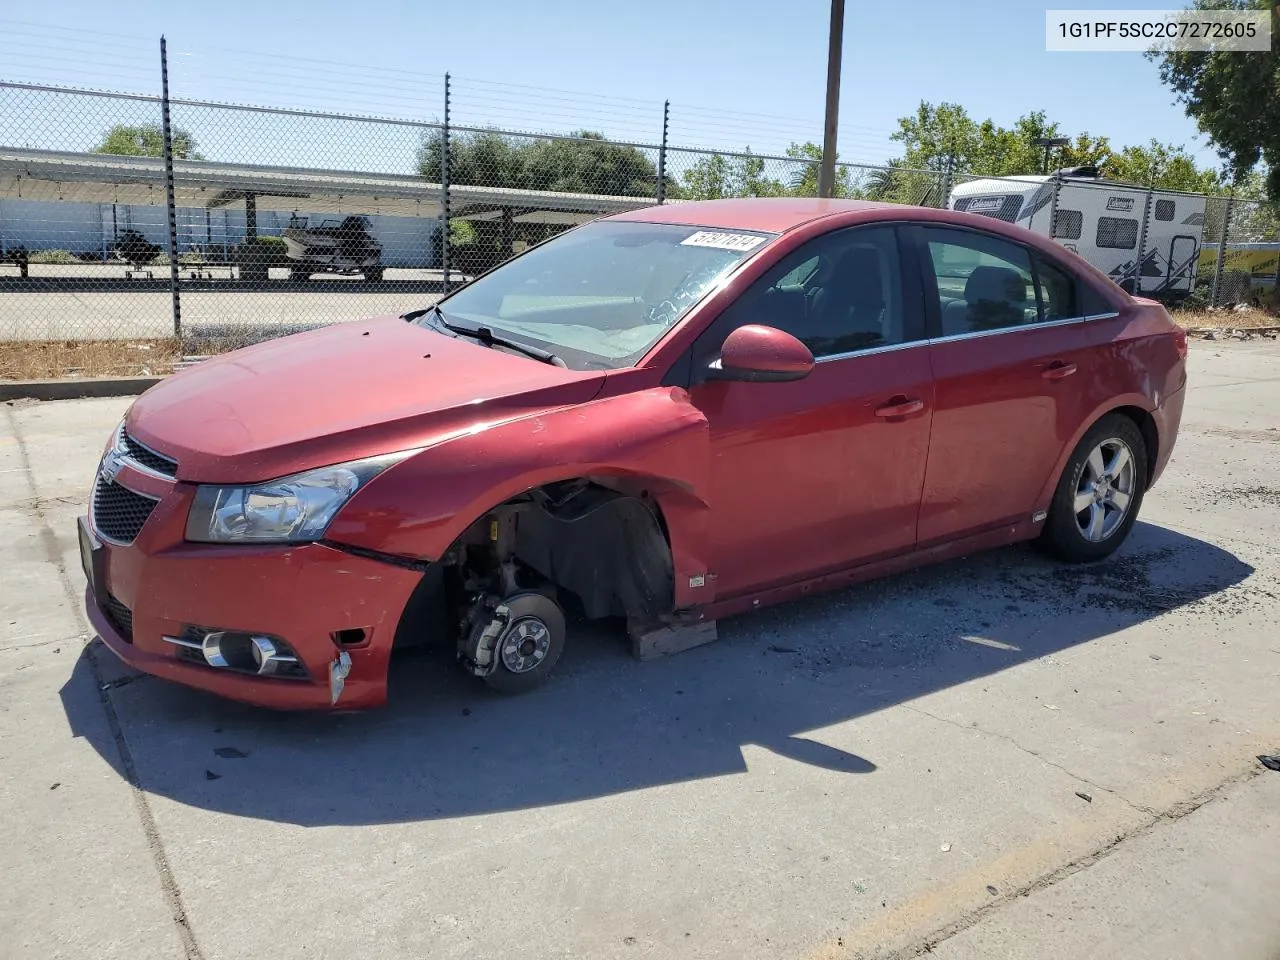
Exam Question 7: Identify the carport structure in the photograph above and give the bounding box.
[0,146,666,267]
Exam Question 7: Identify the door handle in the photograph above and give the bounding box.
[1041,361,1077,380]
[874,397,925,418]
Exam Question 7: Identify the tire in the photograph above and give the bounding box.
[1040,413,1148,563]
[365,267,383,283]
[289,266,309,281]
[480,591,566,694]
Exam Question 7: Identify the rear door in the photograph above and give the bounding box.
[685,224,933,598]
[1167,235,1198,294]
[909,225,1100,546]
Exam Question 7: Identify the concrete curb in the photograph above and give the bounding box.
[0,377,162,402]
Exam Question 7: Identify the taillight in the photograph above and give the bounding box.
[1171,325,1188,360]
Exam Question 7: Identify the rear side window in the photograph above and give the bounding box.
[1034,257,1078,321]
[1097,217,1138,249]
[1080,283,1115,316]
[1052,209,1083,240]
[1154,199,1175,221]
[922,227,1037,335]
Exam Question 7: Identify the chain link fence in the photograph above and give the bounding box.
[950,171,1279,308]
[2,59,1278,379]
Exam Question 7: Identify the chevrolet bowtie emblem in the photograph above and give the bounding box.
[101,448,125,484]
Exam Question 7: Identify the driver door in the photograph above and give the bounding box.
[685,225,934,599]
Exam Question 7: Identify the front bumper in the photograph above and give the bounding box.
[82,479,423,710]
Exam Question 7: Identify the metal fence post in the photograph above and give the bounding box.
[1210,192,1234,308]
[440,72,451,293]
[1132,187,1153,296]
[1047,170,1063,240]
[159,36,182,339]
[939,154,953,210]
[656,99,669,205]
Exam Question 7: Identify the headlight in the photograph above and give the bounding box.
[185,452,410,544]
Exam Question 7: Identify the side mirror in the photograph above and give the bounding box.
[705,324,815,383]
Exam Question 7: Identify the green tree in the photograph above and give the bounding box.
[523,131,659,196]
[1058,133,1115,171]
[1104,139,1222,192]
[892,101,982,172]
[95,123,202,159]
[681,153,733,199]
[1153,0,1280,201]
[784,141,858,198]
[417,128,662,197]
[679,149,787,198]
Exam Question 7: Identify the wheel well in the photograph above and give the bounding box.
[1113,405,1159,485]
[394,478,676,649]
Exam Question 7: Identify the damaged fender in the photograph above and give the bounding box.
[326,384,714,610]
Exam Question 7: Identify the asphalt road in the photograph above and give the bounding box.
[2,340,1279,960]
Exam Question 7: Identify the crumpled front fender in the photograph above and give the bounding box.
[326,385,714,609]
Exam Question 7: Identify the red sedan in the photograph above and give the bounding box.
[79,198,1187,709]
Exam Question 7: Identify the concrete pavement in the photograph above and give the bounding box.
[1,338,1278,960]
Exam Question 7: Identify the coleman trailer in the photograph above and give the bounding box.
[949,167,1206,301]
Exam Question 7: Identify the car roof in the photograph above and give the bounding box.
[604,196,1132,307]
[605,197,903,233]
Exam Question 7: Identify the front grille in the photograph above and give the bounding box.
[92,477,158,543]
[120,430,177,476]
[103,593,134,643]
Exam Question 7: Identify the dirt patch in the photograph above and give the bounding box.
[0,339,181,381]
[1172,306,1279,332]
[1204,485,1280,509]
[0,335,263,381]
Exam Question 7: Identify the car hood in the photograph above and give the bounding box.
[126,316,608,484]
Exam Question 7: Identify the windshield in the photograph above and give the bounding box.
[414,220,776,369]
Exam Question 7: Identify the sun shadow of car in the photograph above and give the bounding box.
[60,521,1254,826]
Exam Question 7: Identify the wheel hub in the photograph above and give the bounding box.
[499,617,552,674]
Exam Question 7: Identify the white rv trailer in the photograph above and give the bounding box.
[948,168,1207,301]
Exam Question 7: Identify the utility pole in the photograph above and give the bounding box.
[818,0,844,198]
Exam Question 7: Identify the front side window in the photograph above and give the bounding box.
[699,226,908,362]
[417,221,775,369]
[922,228,1037,335]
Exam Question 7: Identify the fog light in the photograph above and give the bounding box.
[202,631,229,668]
[162,628,307,679]
[249,635,295,676]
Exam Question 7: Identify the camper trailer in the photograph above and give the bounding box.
[948,167,1206,301]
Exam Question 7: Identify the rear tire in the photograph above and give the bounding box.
[1040,413,1147,563]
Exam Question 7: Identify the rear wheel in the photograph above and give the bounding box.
[1040,414,1147,563]
[365,267,383,283]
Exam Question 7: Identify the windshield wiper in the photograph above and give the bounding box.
[415,304,566,367]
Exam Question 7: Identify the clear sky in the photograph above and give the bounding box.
[0,0,1221,171]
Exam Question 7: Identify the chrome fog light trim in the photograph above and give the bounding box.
[249,635,299,676]
[202,631,229,668]
[161,634,203,650]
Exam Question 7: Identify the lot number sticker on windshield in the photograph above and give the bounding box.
[680,231,768,251]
